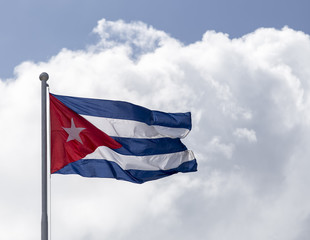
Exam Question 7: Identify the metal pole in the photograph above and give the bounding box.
[40,72,49,240]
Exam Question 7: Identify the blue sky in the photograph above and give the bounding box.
[0,0,309,78]
[1,1,310,240]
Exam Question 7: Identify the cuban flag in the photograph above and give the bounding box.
[50,93,197,183]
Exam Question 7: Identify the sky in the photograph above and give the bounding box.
[0,0,309,79]
[1,1,310,240]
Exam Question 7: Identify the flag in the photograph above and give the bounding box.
[50,93,197,183]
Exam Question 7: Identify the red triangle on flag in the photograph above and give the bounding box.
[50,94,122,173]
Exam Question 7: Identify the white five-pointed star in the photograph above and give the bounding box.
[63,118,86,144]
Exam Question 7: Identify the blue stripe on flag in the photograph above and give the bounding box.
[51,93,192,130]
[112,137,187,156]
[54,158,198,184]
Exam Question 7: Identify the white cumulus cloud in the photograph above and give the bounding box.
[1,19,310,240]
[234,128,257,142]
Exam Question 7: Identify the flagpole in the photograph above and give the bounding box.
[40,72,49,240]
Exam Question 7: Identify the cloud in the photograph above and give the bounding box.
[1,19,310,240]
[233,128,257,143]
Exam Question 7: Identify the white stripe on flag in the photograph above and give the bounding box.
[82,115,190,139]
[82,146,195,171]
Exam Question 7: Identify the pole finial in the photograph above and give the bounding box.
[39,72,49,81]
